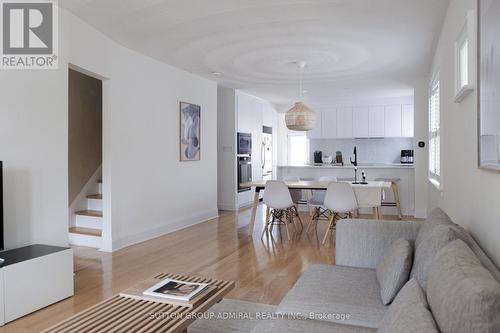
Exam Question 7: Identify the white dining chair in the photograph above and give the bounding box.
[306,176,337,233]
[283,176,302,203]
[322,182,358,245]
[262,180,297,240]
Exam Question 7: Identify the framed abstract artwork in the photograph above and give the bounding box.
[478,0,500,171]
[179,102,201,161]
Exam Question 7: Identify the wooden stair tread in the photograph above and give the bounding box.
[69,227,102,237]
[75,210,102,218]
[86,194,102,200]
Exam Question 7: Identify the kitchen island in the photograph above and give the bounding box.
[277,164,415,216]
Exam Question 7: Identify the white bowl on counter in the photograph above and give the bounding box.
[322,156,333,164]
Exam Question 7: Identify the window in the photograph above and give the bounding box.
[454,13,474,103]
[458,39,469,87]
[429,78,441,188]
[288,132,309,166]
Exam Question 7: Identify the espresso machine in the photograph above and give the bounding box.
[313,151,323,164]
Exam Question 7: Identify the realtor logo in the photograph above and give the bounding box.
[1,0,58,69]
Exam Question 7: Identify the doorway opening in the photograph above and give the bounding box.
[67,67,104,249]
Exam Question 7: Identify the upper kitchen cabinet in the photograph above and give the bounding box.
[307,103,414,139]
[385,105,403,137]
[353,106,369,138]
[307,109,323,139]
[322,108,338,138]
[369,106,385,137]
[402,104,414,137]
[236,92,264,180]
[336,107,354,138]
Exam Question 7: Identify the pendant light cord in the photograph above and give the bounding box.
[299,71,303,100]
[296,60,306,101]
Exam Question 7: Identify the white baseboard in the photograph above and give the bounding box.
[111,208,219,252]
[218,203,238,211]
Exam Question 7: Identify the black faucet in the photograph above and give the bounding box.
[350,146,359,184]
[350,146,357,167]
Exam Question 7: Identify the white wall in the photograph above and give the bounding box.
[413,78,430,218]
[277,113,289,166]
[0,16,70,249]
[217,86,237,211]
[0,9,218,251]
[428,0,500,265]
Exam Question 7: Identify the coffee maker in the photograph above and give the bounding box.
[313,151,322,164]
[401,150,414,164]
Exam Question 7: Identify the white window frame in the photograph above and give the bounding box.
[287,131,309,166]
[454,11,475,103]
[429,75,442,190]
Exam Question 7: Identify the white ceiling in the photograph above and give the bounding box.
[61,0,449,108]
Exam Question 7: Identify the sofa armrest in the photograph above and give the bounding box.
[335,219,422,269]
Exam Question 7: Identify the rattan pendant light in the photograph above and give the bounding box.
[285,61,316,131]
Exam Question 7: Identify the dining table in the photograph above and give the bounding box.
[240,180,392,237]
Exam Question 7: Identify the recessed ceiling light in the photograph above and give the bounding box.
[211,71,222,76]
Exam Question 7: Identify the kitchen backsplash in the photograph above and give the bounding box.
[310,138,414,164]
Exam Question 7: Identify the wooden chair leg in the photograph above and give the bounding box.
[377,207,383,220]
[261,220,270,239]
[306,208,318,233]
[293,206,303,231]
[261,208,272,239]
[392,183,402,219]
[284,209,292,241]
[269,209,279,233]
[322,213,336,245]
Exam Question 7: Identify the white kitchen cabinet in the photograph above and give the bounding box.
[353,106,369,138]
[369,106,385,137]
[308,104,413,139]
[322,109,337,138]
[402,104,414,137]
[236,92,263,182]
[385,105,402,137]
[307,109,323,139]
[336,107,354,138]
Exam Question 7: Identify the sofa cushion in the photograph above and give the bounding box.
[378,279,439,333]
[376,238,413,305]
[410,223,464,289]
[276,264,387,328]
[425,208,453,225]
[251,318,377,333]
[422,208,500,282]
[427,240,500,333]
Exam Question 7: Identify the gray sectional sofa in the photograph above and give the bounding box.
[250,209,500,333]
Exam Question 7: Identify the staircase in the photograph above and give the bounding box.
[69,180,103,248]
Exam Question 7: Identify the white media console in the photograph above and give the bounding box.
[0,244,74,326]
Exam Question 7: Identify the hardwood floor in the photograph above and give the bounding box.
[0,205,415,332]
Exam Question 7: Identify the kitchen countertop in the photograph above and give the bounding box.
[278,163,415,169]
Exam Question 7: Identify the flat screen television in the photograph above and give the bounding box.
[0,161,3,250]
